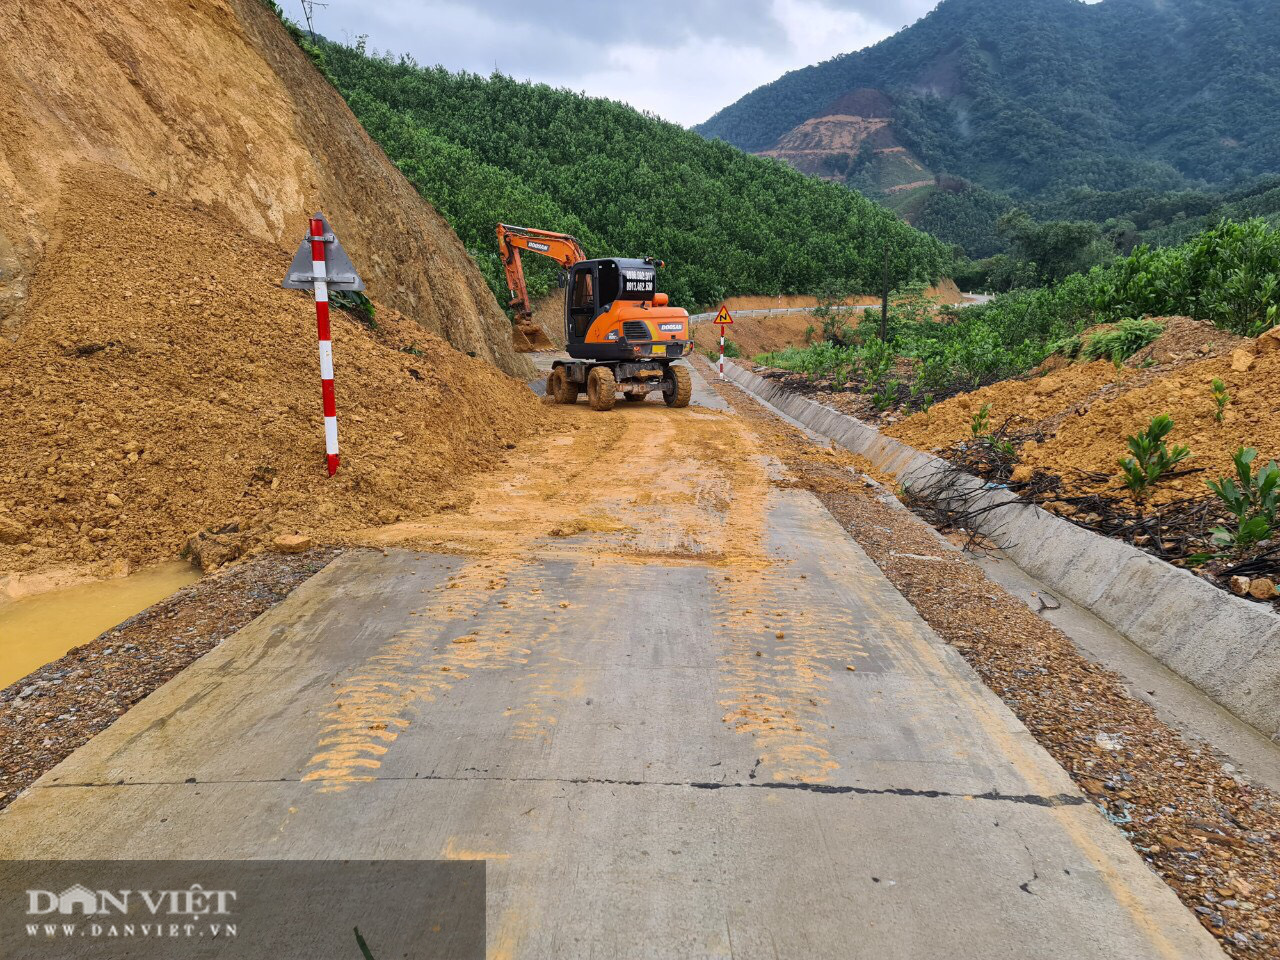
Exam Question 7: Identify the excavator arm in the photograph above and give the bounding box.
[496,223,587,351]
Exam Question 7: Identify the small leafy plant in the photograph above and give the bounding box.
[822,314,854,347]
[872,380,901,412]
[970,403,992,438]
[1211,378,1231,423]
[1207,447,1279,552]
[1118,414,1191,503]
[858,337,896,396]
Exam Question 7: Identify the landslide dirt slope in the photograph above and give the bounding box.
[0,0,553,585]
[0,0,531,377]
[0,172,551,583]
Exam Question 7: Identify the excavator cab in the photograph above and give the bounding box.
[563,258,689,363]
[566,259,649,343]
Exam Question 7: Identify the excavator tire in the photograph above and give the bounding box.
[587,366,618,411]
[546,367,579,405]
[664,364,692,408]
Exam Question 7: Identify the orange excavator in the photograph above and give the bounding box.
[497,223,693,410]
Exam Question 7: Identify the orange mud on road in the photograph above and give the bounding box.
[0,373,1225,958]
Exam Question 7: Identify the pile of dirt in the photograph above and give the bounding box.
[0,172,552,581]
[888,323,1280,504]
[1020,334,1280,502]
[1126,316,1247,368]
[694,311,821,359]
[530,294,568,350]
[0,0,531,377]
[887,361,1132,450]
[721,280,965,313]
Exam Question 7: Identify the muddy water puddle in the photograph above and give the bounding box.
[0,562,200,688]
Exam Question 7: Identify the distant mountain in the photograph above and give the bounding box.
[697,0,1280,215]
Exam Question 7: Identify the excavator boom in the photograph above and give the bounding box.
[496,223,587,351]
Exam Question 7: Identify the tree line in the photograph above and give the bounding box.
[314,40,949,312]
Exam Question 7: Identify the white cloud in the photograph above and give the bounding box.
[298,0,941,126]
[772,0,892,62]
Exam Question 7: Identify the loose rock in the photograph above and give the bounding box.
[272,534,314,555]
[0,517,28,545]
[1248,578,1277,601]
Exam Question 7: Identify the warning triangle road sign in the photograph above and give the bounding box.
[715,305,733,325]
[282,212,366,292]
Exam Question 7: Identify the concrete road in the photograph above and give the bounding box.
[0,367,1223,959]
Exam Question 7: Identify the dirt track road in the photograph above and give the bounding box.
[0,362,1223,958]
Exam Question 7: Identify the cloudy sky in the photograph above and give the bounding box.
[298,0,940,126]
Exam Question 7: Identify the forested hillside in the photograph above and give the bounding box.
[698,0,1280,202]
[315,40,949,310]
[909,174,1280,263]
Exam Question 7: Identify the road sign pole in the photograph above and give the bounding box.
[285,212,363,478]
[309,217,340,477]
[713,304,734,379]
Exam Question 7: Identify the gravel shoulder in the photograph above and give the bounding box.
[0,549,340,812]
[702,359,1280,960]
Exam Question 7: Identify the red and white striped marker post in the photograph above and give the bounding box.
[714,305,734,379]
[282,212,364,477]
[309,217,340,476]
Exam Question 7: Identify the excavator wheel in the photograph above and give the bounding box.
[664,364,692,408]
[587,366,618,411]
[546,367,579,405]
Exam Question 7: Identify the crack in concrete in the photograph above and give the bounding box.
[39,773,1087,807]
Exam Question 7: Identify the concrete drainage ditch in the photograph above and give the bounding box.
[721,358,1280,742]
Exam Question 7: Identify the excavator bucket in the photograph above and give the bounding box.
[513,319,554,352]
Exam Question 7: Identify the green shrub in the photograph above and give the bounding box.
[858,337,896,392]
[822,313,855,346]
[1118,414,1191,503]
[1207,448,1279,553]
[872,380,901,412]
[1082,317,1164,364]
[1048,334,1083,360]
[1093,219,1280,335]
